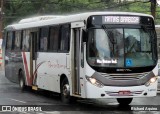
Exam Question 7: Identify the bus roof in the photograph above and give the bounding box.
[5,11,153,31]
[18,15,65,24]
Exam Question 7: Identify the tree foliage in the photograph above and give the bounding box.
[4,0,160,25]
[4,0,106,24]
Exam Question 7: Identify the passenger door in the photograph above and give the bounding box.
[30,31,38,85]
[71,22,85,96]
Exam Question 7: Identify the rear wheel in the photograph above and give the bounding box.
[19,71,26,91]
[117,98,133,105]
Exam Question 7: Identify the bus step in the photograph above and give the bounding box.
[72,94,81,97]
[32,85,38,90]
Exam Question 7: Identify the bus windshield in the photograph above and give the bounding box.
[87,27,157,67]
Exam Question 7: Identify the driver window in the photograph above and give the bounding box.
[125,29,140,53]
[140,30,151,51]
[95,29,110,58]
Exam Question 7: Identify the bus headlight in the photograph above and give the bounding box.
[150,77,157,83]
[86,76,104,88]
[145,76,158,87]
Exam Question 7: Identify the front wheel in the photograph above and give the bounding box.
[61,78,77,104]
[61,78,72,103]
[117,98,133,105]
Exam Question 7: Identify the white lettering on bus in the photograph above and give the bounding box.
[105,16,119,23]
[97,59,117,64]
[104,16,139,24]
[120,17,139,23]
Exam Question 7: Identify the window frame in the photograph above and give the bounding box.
[59,24,71,53]
[6,31,15,50]
[13,30,22,51]
[39,27,49,52]
[48,25,60,52]
[22,29,30,52]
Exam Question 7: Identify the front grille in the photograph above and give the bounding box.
[100,72,149,81]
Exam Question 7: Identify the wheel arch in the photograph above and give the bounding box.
[60,73,73,103]
[60,74,68,87]
[18,69,22,77]
[60,74,72,94]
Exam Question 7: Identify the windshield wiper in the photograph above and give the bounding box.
[102,25,117,44]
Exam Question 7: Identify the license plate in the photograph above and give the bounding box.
[118,91,131,95]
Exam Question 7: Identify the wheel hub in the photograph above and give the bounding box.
[63,84,70,97]
[20,78,23,88]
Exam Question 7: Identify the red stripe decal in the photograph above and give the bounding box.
[22,52,31,85]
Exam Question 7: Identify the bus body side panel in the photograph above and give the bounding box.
[36,52,70,93]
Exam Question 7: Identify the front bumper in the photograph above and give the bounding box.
[84,81,157,98]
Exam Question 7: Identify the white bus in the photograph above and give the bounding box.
[4,12,158,105]
[155,25,160,91]
[156,25,160,58]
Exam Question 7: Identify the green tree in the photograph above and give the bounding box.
[4,0,159,25]
[4,0,106,25]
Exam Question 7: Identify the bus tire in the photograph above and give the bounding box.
[19,71,26,91]
[117,98,133,105]
[61,78,71,103]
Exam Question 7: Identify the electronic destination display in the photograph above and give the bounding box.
[102,16,140,24]
[88,15,153,27]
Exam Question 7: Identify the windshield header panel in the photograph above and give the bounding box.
[87,15,154,28]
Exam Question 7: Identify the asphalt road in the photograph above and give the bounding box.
[0,69,160,114]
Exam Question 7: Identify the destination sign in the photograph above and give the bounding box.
[102,16,140,24]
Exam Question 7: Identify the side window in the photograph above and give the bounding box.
[6,31,14,50]
[22,30,30,51]
[14,31,22,50]
[49,26,60,51]
[60,24,70,52]
[39,27,49,51]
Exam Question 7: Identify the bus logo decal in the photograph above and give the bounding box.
[32,61,46,84]
[47,60,67,69]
